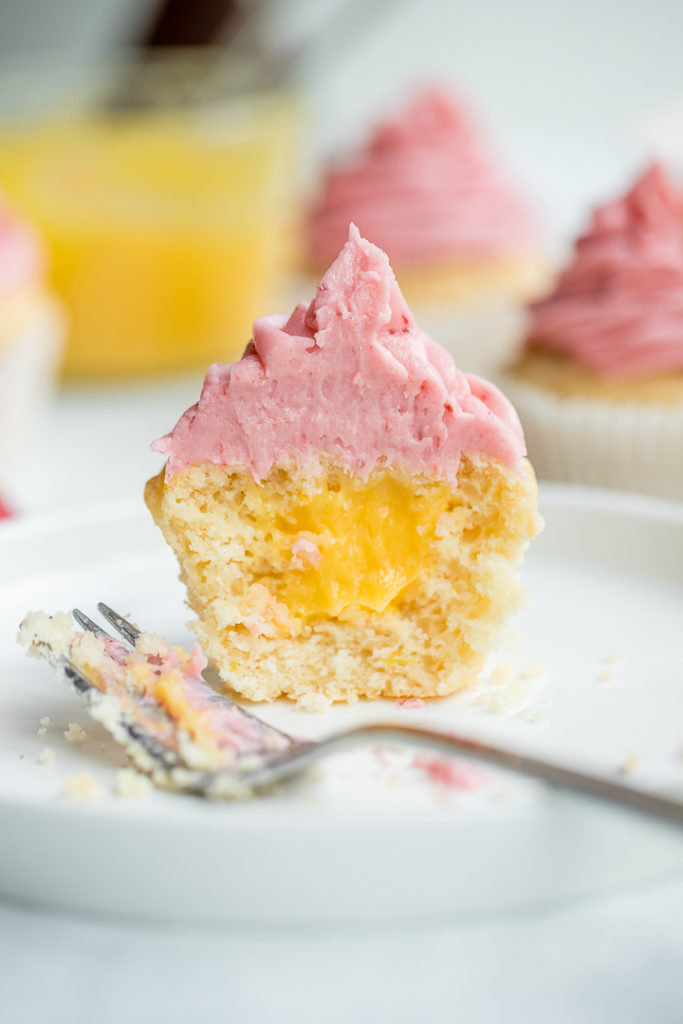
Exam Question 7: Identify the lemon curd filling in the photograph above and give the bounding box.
[150,462,454,631]
[252,471,452,618]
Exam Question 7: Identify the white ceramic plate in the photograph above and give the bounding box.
[1,485,682,924]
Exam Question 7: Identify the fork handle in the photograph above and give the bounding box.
[249,723,683,828]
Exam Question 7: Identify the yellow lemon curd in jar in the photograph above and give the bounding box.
[0,100,296,377]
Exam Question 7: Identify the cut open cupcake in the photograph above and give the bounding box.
[146,226,541,707]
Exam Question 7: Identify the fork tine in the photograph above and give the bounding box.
[73,608,111,639]
[97,603,141,644]
[62,658,97,694]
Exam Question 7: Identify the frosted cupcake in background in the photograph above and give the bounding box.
[502,163,683,501]
[0,193,63,498]
[305,88,548,376]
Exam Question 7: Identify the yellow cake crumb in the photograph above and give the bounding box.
[473,657,552,722]
[18,611,73,657]
[135,632,169,658]
[519,661,546,679]
[63,772,104,801]
[490,663,514,686]
[619,753,640,775]
[37,747,55,765]
[475,681,529,715]
[115,768,153,798]
[296,691,335,713]
[64,721,87,744]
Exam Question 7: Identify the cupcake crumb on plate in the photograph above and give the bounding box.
[619,753,640,775]
[115,768,152,799]
[63,773,104,802]
[63,721,87,744]
[519,660,546,679]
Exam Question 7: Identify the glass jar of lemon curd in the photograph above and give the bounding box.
[0,54,299,377]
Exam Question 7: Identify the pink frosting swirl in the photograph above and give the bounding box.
[306,89,537,269]
[154,226,526,483]
[0,194,43,296]
[527,164,683,376]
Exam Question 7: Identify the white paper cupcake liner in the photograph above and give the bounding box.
[0,296,64,489]
[500,375,683,501]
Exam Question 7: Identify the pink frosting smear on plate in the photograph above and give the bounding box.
[411,753,485,791]
[153,226,526,484]
[0,194,43,296]
[527,163,683,376]
[306,88,537,269]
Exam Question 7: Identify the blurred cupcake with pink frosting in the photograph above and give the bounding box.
[304,87,548,376]
[0,192,64,499]
[502,163,683,500]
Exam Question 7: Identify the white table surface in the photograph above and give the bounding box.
[2,875,683,1024]
[3,377,683,1024]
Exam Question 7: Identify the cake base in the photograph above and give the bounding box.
[395,250,548,308]
[387,252,549,377]
[511,349,683,404]
[146,456,540,707]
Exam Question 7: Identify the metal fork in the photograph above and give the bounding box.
[23,603,683,825]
